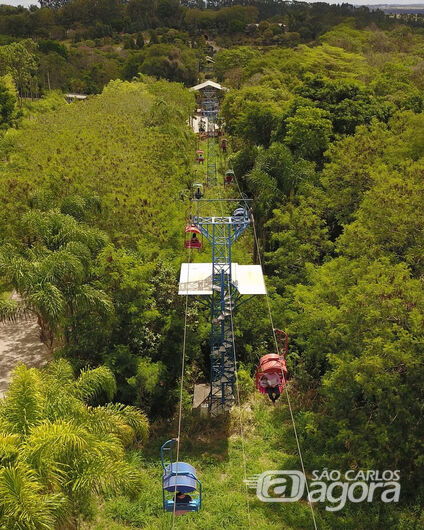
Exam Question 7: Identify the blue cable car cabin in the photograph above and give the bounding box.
[161,439,202,514]
[233,207,249,219]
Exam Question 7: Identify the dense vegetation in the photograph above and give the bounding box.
[0,361,148,528]
[0,1,423,528]
[0,78,197,414]
[220,18,424,517]
[0,0,423,95]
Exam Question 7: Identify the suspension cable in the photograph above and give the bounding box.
[226,279,252,528]
[216,149,251,528]
[172,212,193,528]
[231,166,319,530]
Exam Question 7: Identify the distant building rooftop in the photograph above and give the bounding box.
[189,80,229,92]
[65,93,88,102]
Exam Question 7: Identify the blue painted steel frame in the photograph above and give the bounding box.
[161,439,202,512]
[192,210,251,414]
[201,88,218,186]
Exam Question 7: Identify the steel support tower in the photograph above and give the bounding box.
[201,88,218,187]
[193,209,251,414]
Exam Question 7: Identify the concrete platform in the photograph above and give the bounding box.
[193,384,210,415]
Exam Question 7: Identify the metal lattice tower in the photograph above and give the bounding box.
[183,82,263,415]
[202,88,218,187]
[193,210,251,414]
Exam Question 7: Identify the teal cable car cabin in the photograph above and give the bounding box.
[161,439,202,514]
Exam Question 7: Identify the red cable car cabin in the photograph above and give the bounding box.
[255,330,288,396]
[184,225,202,249]
[196,150,205,164]
[224,170,234,185]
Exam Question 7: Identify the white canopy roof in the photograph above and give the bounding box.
[178,263,266,296]
[189,80,229,92]
[65,93,87,100]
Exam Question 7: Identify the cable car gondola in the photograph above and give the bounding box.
[161,439,202,514]
[184,224,202,249]
[192,182,204,200]
[255,330,288,404]
[224,169,234,185]
[220,138,228,154]
[196,150,205,164]
[232,207,249,228]
[233,206,247,218]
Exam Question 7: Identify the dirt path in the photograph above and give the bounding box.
[0,314,51,398]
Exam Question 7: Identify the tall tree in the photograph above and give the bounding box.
[39,0,71,8]
[0,74,19,128]
[0,40,37,99]
[0,360,148,527]
[284,106,333,162]
[0,208,113,352]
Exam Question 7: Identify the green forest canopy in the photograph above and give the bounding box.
[0,6,423,529]
[0,0,423,95]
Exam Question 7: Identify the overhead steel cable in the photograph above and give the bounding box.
[231,165,319,530]
[216,155,251,529]
[172,208,193,529]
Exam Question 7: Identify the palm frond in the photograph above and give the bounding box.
[0,464,69,529]
[28,282,65,326]
[41,209,80,250]
[20,209,49,240]
[37,250,85,286]
[86,404,148,447]
[73,366,117,402]
[0,248,32,293]
[0,433,20,464]
[102,403,149,445]
[73,284,114,317]
[84,406,126,438]
[72,458,142,498]
[80,226,109,255]
[43,359,74,385]
[65,240,91,270]
[42,389,86,424]
[0,298,28,323]
[41,363,87,424]
[98,459,143,496]
[1,365,43,436]
[21,420,89,483]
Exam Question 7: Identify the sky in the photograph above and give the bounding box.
[1,0,424,7]
[2,1,34,5]
[0,0,34,7]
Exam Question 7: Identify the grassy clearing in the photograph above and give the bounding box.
[88,394,320,529]
[89,391,405,530]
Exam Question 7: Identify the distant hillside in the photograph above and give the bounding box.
[369,4,424,13]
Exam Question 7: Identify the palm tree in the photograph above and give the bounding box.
[0,360,149,529]
[0,464,69,530]
[0,209,113,352]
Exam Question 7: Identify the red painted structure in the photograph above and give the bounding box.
[184,225,202,249]
[255,330,288,394]
[196,150,205,164]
